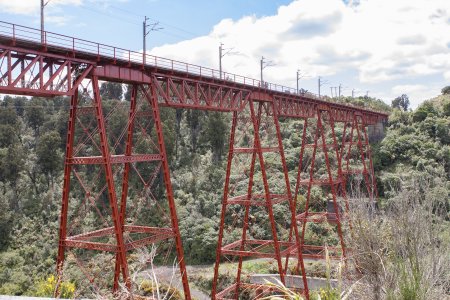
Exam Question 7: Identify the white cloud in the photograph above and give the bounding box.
[149,0,449,104]
[46,14,73,26]
[2,0,448,105]
[392,84,426,95]
[391,84,437,108]
[444,71,450,81]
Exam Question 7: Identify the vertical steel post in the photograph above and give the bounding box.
[319,111,346,258]
[212,110,238,299]
[113,84,138,291]
[360,115,378,199]
[234,104,261,298]
[250,100,285,285]
[354,114,374,201]
[92,76,130,289]
[273,106,309,298]
[56,88,78,288]
[143,84,191,299]
[361,115,378,198]
[339,121,349,193]
[299,111,320,252]
[285,118,308,273]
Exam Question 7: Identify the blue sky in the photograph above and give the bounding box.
[0,0,292,50]
[0,0,449,108]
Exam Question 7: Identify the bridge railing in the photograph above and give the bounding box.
[0,21,316,94]
[0,21,386,117]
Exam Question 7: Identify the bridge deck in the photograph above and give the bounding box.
[0,20,388,123]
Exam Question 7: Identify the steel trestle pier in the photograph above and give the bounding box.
[0,21,388,299]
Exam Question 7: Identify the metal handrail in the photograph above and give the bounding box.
[0,20,388,116]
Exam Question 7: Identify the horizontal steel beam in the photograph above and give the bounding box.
[68,154,162,164]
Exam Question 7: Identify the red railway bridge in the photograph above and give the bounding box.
[0,21,388,299]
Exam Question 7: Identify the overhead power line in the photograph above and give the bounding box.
[107,5,200,38]
[77,5,141,26]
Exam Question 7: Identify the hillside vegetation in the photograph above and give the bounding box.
[0,86,448,298]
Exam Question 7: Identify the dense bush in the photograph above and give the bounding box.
[0,89,448,298]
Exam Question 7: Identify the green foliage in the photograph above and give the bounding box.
[0,89,448,299]
[206,112,227,162]
[100,82,123,100]
[412,101,437,122]
[441,85,450,95]
[387,259,423,300]
[36,131,62,183]
[392,94,410,111]
[0,145,24,187]
[0,195,12,250]
[0,104,19,124]
[388,109,410,128]
[341,95,392,113]
[310,288,339,300]
[25,98,46,135]
[0,105,20,149]
[374,94,450,198]
[34,275,75,298]
[139,279,183,299]
[443,99,450,117]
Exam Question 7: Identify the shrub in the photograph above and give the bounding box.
[34,275,75,298]
[413,101,437,122]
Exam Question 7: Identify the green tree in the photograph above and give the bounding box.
[36,131,62,186]
[0,106,19,147]
[443,99,450,117]
[100,82,123,100]
[0,145,24,190]
[0,193,12,250]
[186,110,203,152]
[412,101,436,122]
[0,105,18,125]
[392,94,410,111]
[441,85,450,95]
[25,98,46,136]
[12,97,26,117]
[206,112,227,162]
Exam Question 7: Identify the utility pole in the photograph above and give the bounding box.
[219,43,236,79]
[260,57,264,83]
[318,77,321,97]
[330,87,334,98]
[338,84,342,99]
[219,43,223,79]
[318,76,329,97]
[41,0,50,44]
[352,88,355,98]
[296,69,309,94]
[260,56,275,85]
[143,16,162,65]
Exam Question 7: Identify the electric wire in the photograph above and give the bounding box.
[77,4,200,42]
